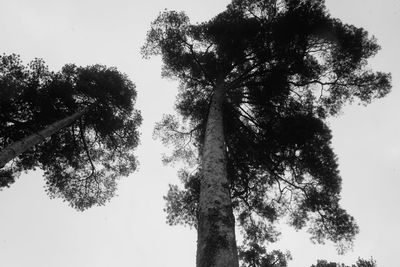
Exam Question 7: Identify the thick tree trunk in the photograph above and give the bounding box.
[196,84,239,267]
[0,109,88,169]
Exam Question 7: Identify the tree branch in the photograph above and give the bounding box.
[79,119,95,177]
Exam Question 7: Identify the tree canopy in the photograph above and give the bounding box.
[144,0,391,265]
[311,258,377,267]
[0,53,142,210]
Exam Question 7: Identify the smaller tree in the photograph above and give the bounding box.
[311,258,377,267]
[0,54,142,210]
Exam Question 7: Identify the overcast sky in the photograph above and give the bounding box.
[0,0,399,266]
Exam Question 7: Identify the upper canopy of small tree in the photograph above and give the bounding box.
[311,257,377,267]
[0,54,142,210]
[143,0,391,261]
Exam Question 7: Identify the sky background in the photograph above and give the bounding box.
[0,0,399,266]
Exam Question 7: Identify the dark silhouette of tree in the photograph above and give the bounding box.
[311,257,376,267]
[0,54,142,210]
[143,0,391,266]
[0,108,89,169]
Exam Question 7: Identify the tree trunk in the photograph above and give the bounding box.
[0,109,88,169]
[197,84,239,267]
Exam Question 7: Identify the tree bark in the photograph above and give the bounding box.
[197,84,239,267]
[0,109,88,169]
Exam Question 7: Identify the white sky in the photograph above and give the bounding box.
[0,0,399,266]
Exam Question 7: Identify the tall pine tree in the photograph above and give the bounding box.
[143,0,391,266]
[0,54,142,210]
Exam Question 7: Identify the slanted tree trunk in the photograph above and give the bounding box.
[197,84,239,267]
[0,108,88,169]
